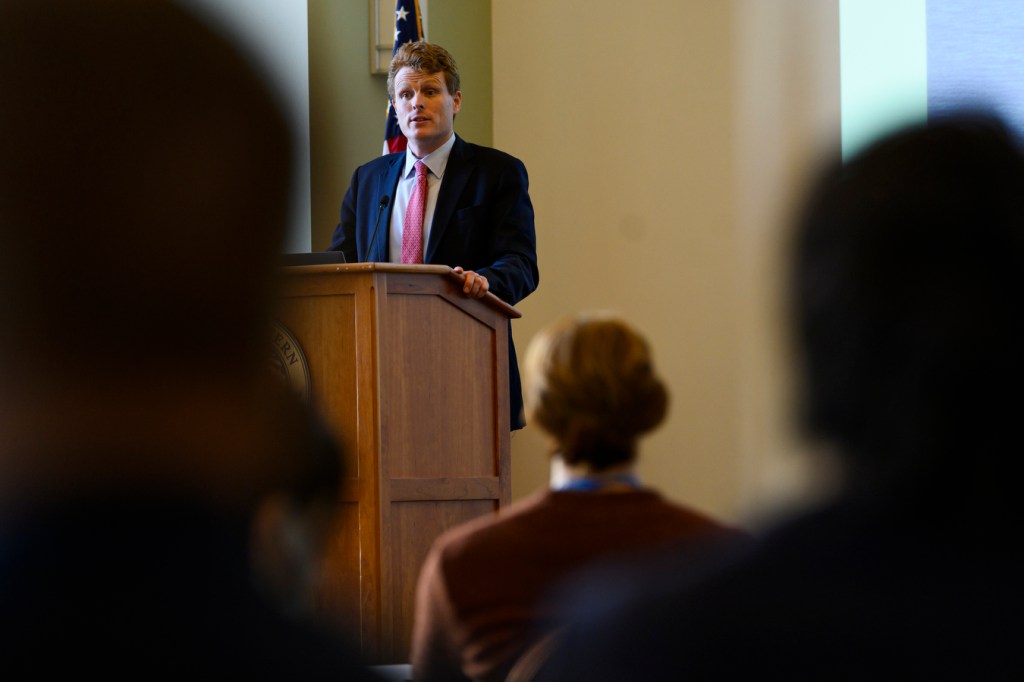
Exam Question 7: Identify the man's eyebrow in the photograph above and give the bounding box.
[398,77,442,89]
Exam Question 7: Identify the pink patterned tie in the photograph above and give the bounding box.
[401,160,428,264]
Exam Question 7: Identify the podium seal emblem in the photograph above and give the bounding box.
[270,321,311,401]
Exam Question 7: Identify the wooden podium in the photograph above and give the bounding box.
[275,263,518,663]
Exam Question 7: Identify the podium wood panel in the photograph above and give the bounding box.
[276,264,515,663]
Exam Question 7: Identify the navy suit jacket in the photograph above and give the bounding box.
[329,135,539,429]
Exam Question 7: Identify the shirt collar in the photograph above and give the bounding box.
[403,133,456,180]
[555,472,642,493]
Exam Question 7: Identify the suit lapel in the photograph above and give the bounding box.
[370,154,405,262]
[425,136,473,264]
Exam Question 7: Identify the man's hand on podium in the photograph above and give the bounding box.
[453,266,489,299]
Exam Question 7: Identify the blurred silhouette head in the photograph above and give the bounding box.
[0,0,292,382]
[0,0,294,507]
[524,313,668,471]
[792,113,1024,489]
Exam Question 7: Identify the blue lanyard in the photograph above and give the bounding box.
[557,473,641,493]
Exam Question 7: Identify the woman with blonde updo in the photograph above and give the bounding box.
[411,313,739,682]
[527,312,669,484]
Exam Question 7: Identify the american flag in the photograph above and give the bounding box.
[383,0,424,154]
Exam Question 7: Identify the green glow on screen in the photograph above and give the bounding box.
[840,0,928,159]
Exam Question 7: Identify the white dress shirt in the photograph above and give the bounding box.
[389,133,457,263]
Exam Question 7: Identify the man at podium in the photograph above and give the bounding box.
[329,41,539,429]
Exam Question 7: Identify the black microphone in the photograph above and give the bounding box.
[367,195,390,262]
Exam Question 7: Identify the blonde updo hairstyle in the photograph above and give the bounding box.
[524,313,669,470]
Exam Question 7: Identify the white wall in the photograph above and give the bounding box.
[181,0,312,252]
[494,0,841,526]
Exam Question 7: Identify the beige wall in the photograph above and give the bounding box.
[308,0,842,527]
[493,0,841,525]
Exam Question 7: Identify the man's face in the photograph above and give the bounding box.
[392,67,461,156]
